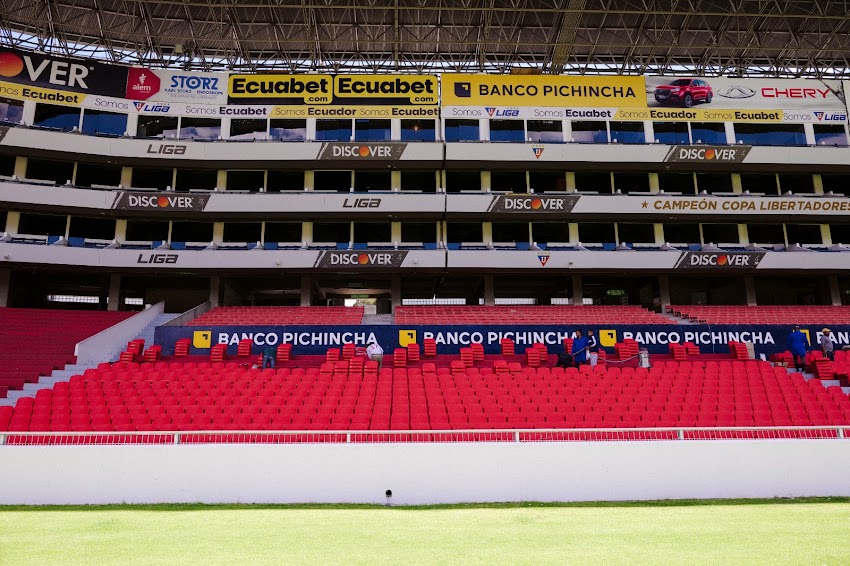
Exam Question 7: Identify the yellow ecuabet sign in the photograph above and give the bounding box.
[442,74,646,107]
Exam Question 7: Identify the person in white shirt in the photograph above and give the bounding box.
[366,340,384,370]
[586,330,599,368]
[820,328,836,361]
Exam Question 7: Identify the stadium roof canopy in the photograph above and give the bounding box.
[1,0,849,78]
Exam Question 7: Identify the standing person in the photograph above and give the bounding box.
[586,329,599,368]
[366,340,384,371]
[261,345,276,369]
[572,330,588,366]
[787,325,809,372]
[819,328,836,361]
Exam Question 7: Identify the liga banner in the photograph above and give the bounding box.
[441,74,647,107]
[0,80,86,106]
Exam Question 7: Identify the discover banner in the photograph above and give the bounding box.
[0,46,128,98]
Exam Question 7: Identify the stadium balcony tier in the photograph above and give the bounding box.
[394,306,670,325]
[188,306,365,326]
[0,308,133,398]
[1,358,848,434]
[669,306,850,325]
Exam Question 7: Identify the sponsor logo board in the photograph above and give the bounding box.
[664,145,751,163]
[0,47,128,97]
[313,251,409,269]
[112,192,210,211]
[487,195,580,214]
[442,74,646,107]
[646,197,850,214]
[272,105,439,118]
[318,142,407,160]
[0,80,85,106]
[136,253,179,264]
[126,68,227,104]
[674,251,766,270]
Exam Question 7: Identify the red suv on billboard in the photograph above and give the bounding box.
[654,78,713,108]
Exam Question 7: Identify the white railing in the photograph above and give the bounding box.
[74,301,166,365]
[1,426,846,446]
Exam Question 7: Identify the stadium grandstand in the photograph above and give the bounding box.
[0,1,849,520]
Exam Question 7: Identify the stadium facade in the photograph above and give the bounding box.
[0,45,848,314]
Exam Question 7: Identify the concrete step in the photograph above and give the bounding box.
[0,361,100,406]
[819,379,841,388]
[842,387,850,395]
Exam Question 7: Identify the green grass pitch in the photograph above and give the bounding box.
[1,498,848,566]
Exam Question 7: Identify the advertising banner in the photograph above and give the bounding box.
[228,74,439,109]
[0,80,86,106]
[0,46,128,98]
[154,323,850,358]
[125,68,227,104]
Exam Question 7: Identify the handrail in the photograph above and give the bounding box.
[1,426,846,446]
[73,301,165,365]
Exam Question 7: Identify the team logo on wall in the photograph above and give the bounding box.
[664,145,751,163]
[487,195,580,214]
[112,192,211,212]
[674,252,766,270]
[317,142,408,160]
[532,146,545,158]
[537,253,550,266]
[313,251,409,268]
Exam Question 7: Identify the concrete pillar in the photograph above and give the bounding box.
[730,174,743,194]
[571,275,583,305]
[13,157,27,179]
[391,222,402,246]
[107,273,121,312]
[565,172,576,192]
[821,225,833,246]
[483,275,495,306]
[724,123,736,144]
[813,174,825,195]
[744,276,757,306]
[482,222,493,245]
[115,219,127,242]
[658,274,671,309]
[4,211,19,235]
[479,118,489,141]
[568,223,580,244]
[120,167,133,189]
[391,170,401,192]
[21,101,35,126]
[216,170,227,191]
[391,274,402,312]
[653,224,665,245]
[648,172,660,193]
[737,224,750,245]
[219,117,232,140]
[125,112,138,137]
[481,171,491,192]
[828,275,842,306]
[300,276,312,307]
[0,268,10,307]
[209,276,221,308]
[212,222,224,245]
[304,170,314,191]
[390,119,401,141]
[302,222,313,246]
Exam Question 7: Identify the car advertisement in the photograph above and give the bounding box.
[0,46,129,98]
[644,76,846,123]
[125,68,228,104]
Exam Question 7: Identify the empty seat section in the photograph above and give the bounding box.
[3,358,847,434]
[188,306,365,326]
[668,305,850,325]
[394,305,670,325]
[0,307,133,398]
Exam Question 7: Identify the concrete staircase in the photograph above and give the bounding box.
[134,313,179,353]
[0,313,178,407]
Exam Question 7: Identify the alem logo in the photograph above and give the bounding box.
[537,253,550,266]
[532,146,545,159]
[126,68,161,100]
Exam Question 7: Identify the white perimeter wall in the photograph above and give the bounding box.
[2,440,849,505]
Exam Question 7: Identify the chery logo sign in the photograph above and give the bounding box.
[675,252,765,270]
[314,251,409,269]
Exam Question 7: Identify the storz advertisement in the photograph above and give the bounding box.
[125,68,227,104]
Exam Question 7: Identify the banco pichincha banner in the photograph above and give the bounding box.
[227,74,440,119]
[441,73,847,124]
[155,323,848,358]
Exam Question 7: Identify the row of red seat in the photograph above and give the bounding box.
[188,306,365,326]
[1,358,847,432]
[0,307,133,397]
[668,305,850,324]
[395,305,670,325]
